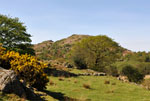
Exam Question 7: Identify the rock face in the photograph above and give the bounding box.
[0,67,26,97]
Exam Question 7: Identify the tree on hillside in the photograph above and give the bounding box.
[0,14,35,55]
[70,35,122,72]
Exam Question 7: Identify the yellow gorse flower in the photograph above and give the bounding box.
[0,45,49,90]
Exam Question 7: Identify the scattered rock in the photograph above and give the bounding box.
[144,75,150,80]
[79,72,106,76]
[117,76,129,82]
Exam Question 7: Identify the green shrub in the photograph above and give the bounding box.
[73,56,87,69]
[136,63,150,75]
[121,65,144,83]
[106,65,119,77]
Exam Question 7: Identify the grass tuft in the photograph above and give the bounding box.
[83,84,91,89]
[58,77,65,81]
[49,80,55,86]
[104,80,110,84]
[74,80,77,83]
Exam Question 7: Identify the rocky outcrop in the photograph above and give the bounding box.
[78,72,106,76]
[0,67,44,100]
[0,67,26,97]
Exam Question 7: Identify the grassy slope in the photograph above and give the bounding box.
[43,69,150,101]
[1,69,150,101]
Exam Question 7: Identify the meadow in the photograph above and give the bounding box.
[42,69,150,101]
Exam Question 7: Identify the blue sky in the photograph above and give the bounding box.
[0,0,150,52]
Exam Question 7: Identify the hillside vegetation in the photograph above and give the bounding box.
[33,34,90,60]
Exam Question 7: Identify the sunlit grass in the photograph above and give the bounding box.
[45,75,150,101]
[1,69,150,101]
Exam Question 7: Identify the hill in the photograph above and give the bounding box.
[33,34,90,60]
[33,34,129,61]
[33,40,54,60]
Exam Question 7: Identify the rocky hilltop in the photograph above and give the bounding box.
[33,34,90,60]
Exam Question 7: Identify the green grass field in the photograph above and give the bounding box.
[1,69,150,101]
[44,75,150,101]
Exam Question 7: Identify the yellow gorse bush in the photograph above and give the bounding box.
[0,44,5,55]
[0,45,49,90]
